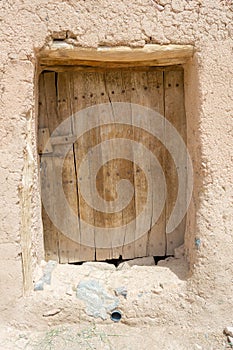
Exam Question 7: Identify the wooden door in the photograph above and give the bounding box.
[38,67,186,263]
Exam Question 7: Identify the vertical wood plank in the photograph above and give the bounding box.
[54,72,80,263]
[72,71,97,261]
[164,70,187,255]
[40,72,81,263]
[103,70,135,260]
[130,70,166,257]
[39,72,59,262]
[89,71,117,261]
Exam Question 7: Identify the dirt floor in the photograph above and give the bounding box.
[0,322,230,350]
[1,257,233,350]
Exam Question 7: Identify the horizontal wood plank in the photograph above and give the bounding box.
[38,44,194,69]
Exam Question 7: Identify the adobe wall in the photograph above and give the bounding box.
[0,0,232,311]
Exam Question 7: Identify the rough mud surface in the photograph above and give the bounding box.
[1,259,233,349]
[0,323,230,350]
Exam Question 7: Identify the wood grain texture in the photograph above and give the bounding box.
[164,70,187,255]
[130,70,166,257]
[38,44,194,67]
[39,72,59,262]
[39,67,187,262]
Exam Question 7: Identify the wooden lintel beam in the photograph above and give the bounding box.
[38,43,194,67]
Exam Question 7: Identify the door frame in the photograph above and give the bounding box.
[22,44,196,292]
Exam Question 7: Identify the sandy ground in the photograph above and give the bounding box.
[0,322,231,350]
[1,258,232,350]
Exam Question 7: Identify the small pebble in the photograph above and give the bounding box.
[34,280,44,291]
[195,344,202,350]
[224,326,233,337]
[151,287,163,295]
[66,285,73,296]
[150,0,165,11]
[43,308,61,317]
[228,336,233,347]
[115,286,127,298]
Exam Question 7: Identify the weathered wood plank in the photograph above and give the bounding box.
[164,70,187,255]
[72,71,97,261]
[53,72,80,263]
[40,72,81,263]
[39,72,59,262]
[50,134,77,146]
[38,44,194,67]
[88,71,115,260]
[130,70,166,257]
[38,128,53,154]
[103,70,135,260]
[39,65,185,75]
